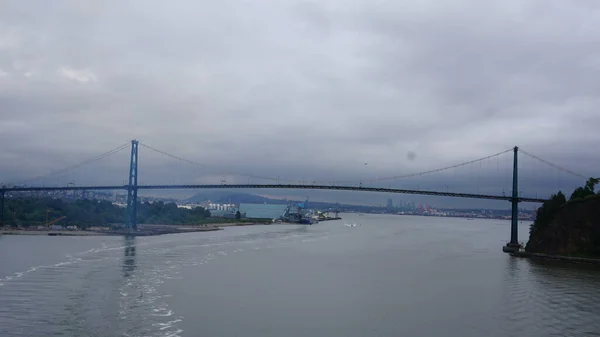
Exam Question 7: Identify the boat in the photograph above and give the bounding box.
[280,202,318,225]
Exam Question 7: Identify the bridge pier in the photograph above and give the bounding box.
[0,189,4,227]
[125,140,139,231]
[503,146,522,253]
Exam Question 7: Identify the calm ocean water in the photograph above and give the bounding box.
[1,214,599,336]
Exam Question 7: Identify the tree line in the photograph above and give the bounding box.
[1,198,213,228]
[526,177,600,255]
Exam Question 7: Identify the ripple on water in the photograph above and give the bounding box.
[498,257,600,336]
[4,220,600,337]
[116,256,187,337]
[108,227,338,336]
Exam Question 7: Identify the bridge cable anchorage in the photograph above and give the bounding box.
[519,149,587,180]
[364,148,513,184]
[8,142,130,186]
[138,142,295,183]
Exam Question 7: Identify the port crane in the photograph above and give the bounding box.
[45,209,67,228]
[46,216,67,228]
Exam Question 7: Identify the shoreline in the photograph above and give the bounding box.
[0,222,272,237]
[510,251,600,266]
[0,227,223,237]
[1,230,105,236]
[0,219,331,237]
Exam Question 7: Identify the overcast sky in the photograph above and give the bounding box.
[1,0,598,204]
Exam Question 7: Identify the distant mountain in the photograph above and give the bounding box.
[185,191,245,203]
[186,191,287,204]
[214,193,285,204]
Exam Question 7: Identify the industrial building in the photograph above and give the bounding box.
[205,203,236,217]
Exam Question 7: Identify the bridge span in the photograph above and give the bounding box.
[3,139,582,253]
[0,183,547,203]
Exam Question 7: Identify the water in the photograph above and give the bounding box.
[1,214,599,337]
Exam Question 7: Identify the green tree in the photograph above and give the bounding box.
[528,191,567,239]
[526,177,600,254]
[585,177,599,192]
[570,177,599,201]
[235,210,241,220]
[5,197,218,227]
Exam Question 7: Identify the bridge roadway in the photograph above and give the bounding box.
[1,184,547,203]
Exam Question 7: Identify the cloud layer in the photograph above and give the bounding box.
[1,0,598,203]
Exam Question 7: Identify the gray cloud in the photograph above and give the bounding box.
[1,0,598,204]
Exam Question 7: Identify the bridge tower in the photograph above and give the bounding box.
[125,140,139,230]
[503,146,521,253]
[0,189,4,226]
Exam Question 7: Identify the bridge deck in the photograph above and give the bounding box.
[1,184,547,203]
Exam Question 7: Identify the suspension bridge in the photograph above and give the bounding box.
[0,140,589,253]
